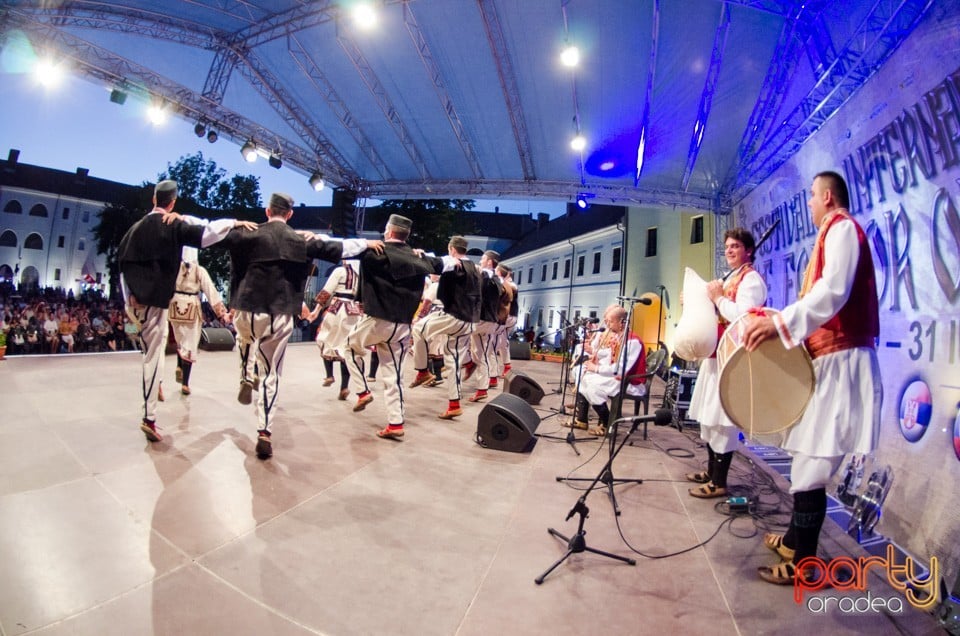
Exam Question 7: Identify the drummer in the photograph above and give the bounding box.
[686,227,767,499]
[742,171,881,585]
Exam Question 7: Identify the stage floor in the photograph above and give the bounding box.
[0,345,941,635]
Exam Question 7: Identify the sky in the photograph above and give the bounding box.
[0,70,568,219]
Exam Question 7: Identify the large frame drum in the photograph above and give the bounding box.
[716,310,814,437]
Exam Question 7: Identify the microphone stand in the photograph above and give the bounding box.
[554,298,645,515]
[536,322,595,455]
[536,411,668,584]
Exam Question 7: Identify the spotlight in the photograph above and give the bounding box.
[352,3,377,30]
[309,172,325,192]
[193,122,206,138]
[268,154,282,169]
[241,140,257,162]
[147,103,168,125]
[109,89,127,105]
[206,129,218,143]
[560,45,580,68]
[570,134,586,152]
[576,193,590,210]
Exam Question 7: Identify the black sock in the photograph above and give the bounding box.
[430,357,443,381]
[368,351,380,378]
[789,488,827,563]
[181,360,192,387]
[706,446,717,479]
[575,395,590,422]
[339,361,349,390]
[712,451,734,488]
[593,402,610,427]
[323,358,334,379]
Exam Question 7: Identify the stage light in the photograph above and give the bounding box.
[352,3,377,30]
[241,140,258,162]
[147,103,168,125]
[193,122,206,138]
[576,194,589,209]
[309,172,325,192]
[268,154,282,169]
[560,45,580,68]
[570,134,586,152]
[109,89,127,105]
[34,58,65,88]
[206,129,218,143]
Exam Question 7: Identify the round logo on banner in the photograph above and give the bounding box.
[898,379,932,443]
[953,408,960,462]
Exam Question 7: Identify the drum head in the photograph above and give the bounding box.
[718,339,814,436]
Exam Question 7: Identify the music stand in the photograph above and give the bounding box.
[554,297,647,514]
[536,321,595,455]
[535,411,667,584]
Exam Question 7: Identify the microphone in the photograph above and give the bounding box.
[584,317,600,324]
[612,408,672,427]
[616,296,653,305]
[586,326,606,333]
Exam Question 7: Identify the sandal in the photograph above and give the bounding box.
[763,533,795,561]
[757,561,796,585]
[685,471,710,484]
[688,482,727,499]
[588,425,607,437]
[563,419,588,430]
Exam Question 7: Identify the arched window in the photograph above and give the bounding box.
[29,203,49,217]
[0,230,16,247]
[3,200,22,214]
[24,232,43,250]
[0,264,13,281]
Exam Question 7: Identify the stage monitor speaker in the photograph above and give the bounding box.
[504,371,544,405]
[475,393,540,453]
[509,340,531,360]
[200,327,235,351]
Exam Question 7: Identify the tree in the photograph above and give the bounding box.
[157,152,262,291]
[375,199,477,253]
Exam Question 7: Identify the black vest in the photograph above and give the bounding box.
[357,242,433,323]
[437,259,482,322]
[478,271,504,322]
[119,213,205,307]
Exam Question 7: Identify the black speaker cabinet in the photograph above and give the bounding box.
[476,393,540,453]
[199,327,236,351]
[504,370,544,405]
[509,340,531,360]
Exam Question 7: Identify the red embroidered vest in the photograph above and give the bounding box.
[802,211,879,359]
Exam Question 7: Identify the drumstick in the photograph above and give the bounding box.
[721,219,781,281]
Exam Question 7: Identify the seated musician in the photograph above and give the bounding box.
[565,304,646,437]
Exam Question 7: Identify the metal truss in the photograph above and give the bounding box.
[681,2,730,191]
[403,2,484,179]
[478,0,536,181]
[337,28,432,181]
[365,179,719,212]
[635,0,660,184]
[287,37,392,181]
[232,48,358,181]
[727,0,934,203]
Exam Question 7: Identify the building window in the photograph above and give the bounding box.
[4,200,22,214]
[646,227,658,257]
[29,203,48,217]
[551,262,558,280]
[0,230,16,247]
[24,233,43,250]
[78,239,85,251]
[537,308,543,328]
[54,268,61,281]
[541,264,547,282]
[548,310,554,327]
[574,309,581,321]
[691,215,704,244]
[527,267,533,284]
[62,207,70,220]
[96,272,102,283]
[58,236,65,248]
[588,310,598,320]
[82,210,90,223]
[563,259,571,278]
[592,252,601,274]
[611,247,621,272]
[577,255,584,276]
